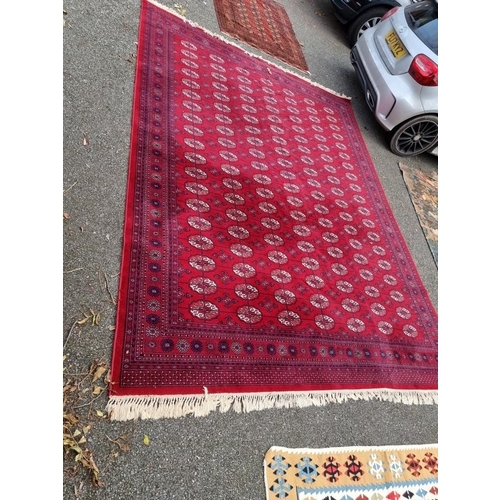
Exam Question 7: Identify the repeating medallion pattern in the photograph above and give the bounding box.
[111,2,438,397]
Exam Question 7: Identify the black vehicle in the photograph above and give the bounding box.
[330,0,419,47]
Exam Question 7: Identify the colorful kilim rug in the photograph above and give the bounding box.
[264,444,439,500]
[213,0,309,72]
[106,0,438,421]
[399,163,438,266]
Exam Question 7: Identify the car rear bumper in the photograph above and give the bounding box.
[350,29,427,132]
[350,44,380,116]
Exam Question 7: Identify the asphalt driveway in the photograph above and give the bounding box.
[63,0,438,497]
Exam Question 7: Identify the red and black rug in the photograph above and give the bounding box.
[213,0,309,72]
[106,0,438,420]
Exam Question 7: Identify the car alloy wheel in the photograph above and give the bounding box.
[347,7,389,47]
[389,115,438,157]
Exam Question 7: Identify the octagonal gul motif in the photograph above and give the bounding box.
[310,294,329,308]
[278,310,301,327]
[315,315,335,330]
[267,250,288,264]
[237,306,262,324]
[233,263,257,278]
[271,269,292,284]
[261,217,281,230]
[342,298,360,313]
[347,318,366,333]
[190,300,219,320]
[187,216,211,230]
[188,234,214,250]
[189,255,216,271]
[302,257,320,270]
[185,182,209,196]
[189,277,217,295]
[235,283,259,300]
[274,289,296,305]
[230,243,253,258]
[306,275,325,289]
[225,208,247,222]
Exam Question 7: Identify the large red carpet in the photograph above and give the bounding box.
[107,0,438,420]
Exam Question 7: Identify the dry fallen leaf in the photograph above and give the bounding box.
[89,309,101,326]
[92,365,107,382]
[77,315,90,326]
[83,136,88,146]
[143,434,150,446]
[63,213,70,219]
[92,385,104,395]
[64,358,108,488]
[106,434,132,453]
[173,3,186,15]
[64,412,79,426]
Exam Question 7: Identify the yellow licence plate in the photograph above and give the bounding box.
[385,30,407,59]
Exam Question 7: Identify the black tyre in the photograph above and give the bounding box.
[347,7,389,47]
[389,115,438,157]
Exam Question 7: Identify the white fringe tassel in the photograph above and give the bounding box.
[105,389,437,421]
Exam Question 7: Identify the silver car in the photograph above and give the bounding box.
[350,0,438,156]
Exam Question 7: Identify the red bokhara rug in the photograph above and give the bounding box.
[107,0,438,420]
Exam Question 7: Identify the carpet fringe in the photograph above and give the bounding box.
[106,389,437,421]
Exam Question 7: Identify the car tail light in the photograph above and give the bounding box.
[409,54,438,86]
[381,7,398,21]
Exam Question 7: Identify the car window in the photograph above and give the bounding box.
[405,1,438,55]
